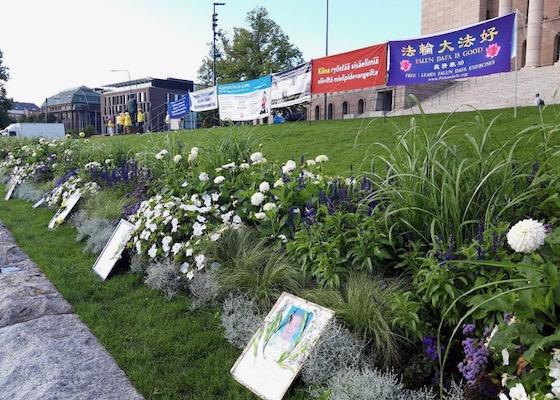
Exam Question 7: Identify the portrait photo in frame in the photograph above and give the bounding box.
[4,178,17,200]
[92,219,136,280]
[231,292,335,400]
[47,191,81,229]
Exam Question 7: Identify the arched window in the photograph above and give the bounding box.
[521,40,527,68]
[358,99,365,114]
[342,101,348,115]
[555,33,560,63]
[315,105,320,120]
[328,103,334,120]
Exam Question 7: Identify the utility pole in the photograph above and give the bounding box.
[212,2,225,126]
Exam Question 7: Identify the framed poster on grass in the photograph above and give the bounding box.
[92,219,136,280]
[47,191,81,229]
[231,292,335,400]
[4,178,17,200]
[32,190,52,209]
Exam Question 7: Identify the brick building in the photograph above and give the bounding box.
[44,86,102,133]
[100,77,194,134]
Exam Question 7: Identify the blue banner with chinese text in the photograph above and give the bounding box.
[387,12,516,86]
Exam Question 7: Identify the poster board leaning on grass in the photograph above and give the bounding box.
[231,292,334,400]
[92,219,136,280]
[47,191,81,229]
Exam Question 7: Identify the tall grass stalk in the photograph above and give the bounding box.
[365,112,553,247]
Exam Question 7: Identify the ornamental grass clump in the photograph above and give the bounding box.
[365,113,554,250]
[209,227,304,311]
[302,272,406,368]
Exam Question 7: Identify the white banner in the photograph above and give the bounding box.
[271,63,312,108]
[189,86,218,112]
[218,76,272,121]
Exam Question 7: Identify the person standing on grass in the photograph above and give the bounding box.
[124,112,132,134]
[137,109,145,134]
[107,116,115,136]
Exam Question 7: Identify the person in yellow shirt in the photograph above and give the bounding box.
[137,109,145,134]
[107,117,115,136]
[118,112,125,134]
[124,112,132,134]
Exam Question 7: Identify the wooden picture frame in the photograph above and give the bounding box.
[92,219,136,280]
[47,191,81,229]
[231,292,335,400]
[4,178,17,200]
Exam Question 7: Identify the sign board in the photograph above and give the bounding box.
[231,292,334,400]
[4,178,17,200]
[47,191,81,229]
[92,219,136,280]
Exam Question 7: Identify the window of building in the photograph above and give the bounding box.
[342,101,348,115]
[358,99,365,114]
[327,103,334,120]
[315,105,320,120]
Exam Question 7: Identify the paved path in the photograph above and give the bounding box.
[0,221,144,400]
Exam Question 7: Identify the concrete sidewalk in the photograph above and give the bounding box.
[0,221,144,400]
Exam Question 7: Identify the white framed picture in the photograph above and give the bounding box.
[231,292,335,400]
[32,190,52,209]
[92,219,136,280]
[4,178,17,200]
[47,191,81,229]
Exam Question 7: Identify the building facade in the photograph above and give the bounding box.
[44,86,102,133]
[309,0,560,120]
[8,102,41,121]
[100,77,194,134]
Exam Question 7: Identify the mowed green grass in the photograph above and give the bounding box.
[97,104,560,177]
[1,105,559,399]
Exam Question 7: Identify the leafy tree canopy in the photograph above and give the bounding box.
[0,49,14,128]
[197,6,304,87]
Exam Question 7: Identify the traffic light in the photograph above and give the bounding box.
[212,13,218,30]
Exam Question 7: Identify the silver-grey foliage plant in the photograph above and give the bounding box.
[221,294,263,349]
[73,215,116,254]
[144,259,189,300]
[187,270,223,310]
[301,319,370,386]
[14,182,44,203]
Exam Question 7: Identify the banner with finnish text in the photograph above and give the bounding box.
[218,76,272,121]
[387,12,516,86]
[271,63,312,108]
[311,43,387,94]
[189,86,218,112]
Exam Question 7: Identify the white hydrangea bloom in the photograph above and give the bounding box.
[282,160,297,174]
[506,218,547,253]
[315,154,329,163]
[250,152,263,162]
[173,154,182,163]
[198,172,209,181]
[263,202,277,211]
[259,181,270,192]
[273,179,284,188]
[251,192,265,206]
[254,212,267,220]
[214,175,225,184]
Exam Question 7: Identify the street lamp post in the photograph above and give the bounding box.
[111,69,132,95]
[212,2,225,126]
[212,2,226,87]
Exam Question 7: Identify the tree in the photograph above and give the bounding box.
[197,6,304,86]
[0,49,14,128]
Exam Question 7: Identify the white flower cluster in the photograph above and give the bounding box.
[506,218,547,253]
[129,191,242,279]
[46,176,99,207]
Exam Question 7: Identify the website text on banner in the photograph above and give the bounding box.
[271,63,312,108]
[311,43,387,94]
[217,76,272,122]
[189,86,218,112]
[387,12,516,86]
[167,95,190,119]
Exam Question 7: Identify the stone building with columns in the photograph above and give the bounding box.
[309,0,560,120]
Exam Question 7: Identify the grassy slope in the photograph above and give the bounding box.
[1,105,559,399]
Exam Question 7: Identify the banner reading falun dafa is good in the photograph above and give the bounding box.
[387,12,517,86]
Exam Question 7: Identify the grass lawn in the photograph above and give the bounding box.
[1,105,559,399]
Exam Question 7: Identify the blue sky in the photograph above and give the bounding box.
[1,0,421,107]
